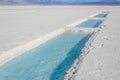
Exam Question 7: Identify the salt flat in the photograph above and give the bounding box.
[0,6,117,54]
[0,5,120,80]
[0,5,99,54]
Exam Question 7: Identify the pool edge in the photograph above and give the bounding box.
[0,28,65,66]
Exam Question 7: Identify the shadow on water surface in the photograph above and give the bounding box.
[50,34,92,80]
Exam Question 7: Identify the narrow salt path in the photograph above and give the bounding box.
[75,10,120,80]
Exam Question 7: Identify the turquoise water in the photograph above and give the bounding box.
[94,13,108,18]
[0,32,91,80]
[76,19,102,28]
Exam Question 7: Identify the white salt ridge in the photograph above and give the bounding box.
[0,28,65,65]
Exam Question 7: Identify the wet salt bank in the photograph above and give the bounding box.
[0,32,91,80]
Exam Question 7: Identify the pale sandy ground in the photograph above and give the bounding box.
[0,6,120,80]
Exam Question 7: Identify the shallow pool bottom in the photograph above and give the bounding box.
[76,19,103,28]
[0,32,91,80]
[94,13,108,18]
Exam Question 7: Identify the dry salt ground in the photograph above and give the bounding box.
[0,5,120,80]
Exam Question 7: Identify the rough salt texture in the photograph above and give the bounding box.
[0,6,120,80]
[75,6,120,80]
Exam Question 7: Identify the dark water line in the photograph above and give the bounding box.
[50,34,92,80]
